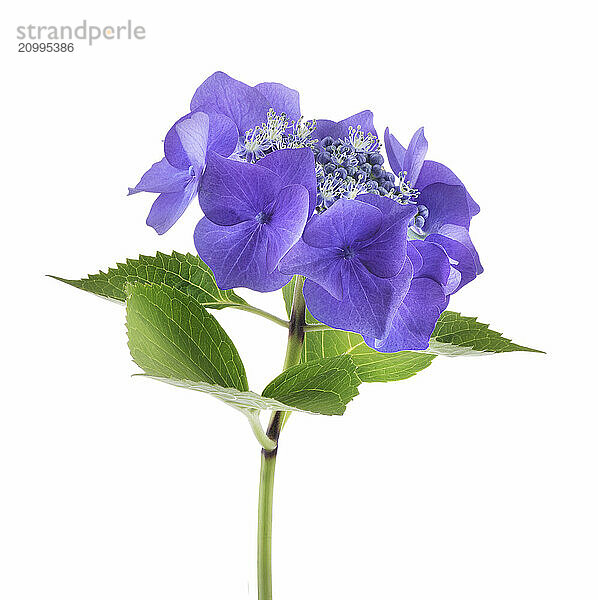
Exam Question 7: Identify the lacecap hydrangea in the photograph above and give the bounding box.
[129,71,482,351]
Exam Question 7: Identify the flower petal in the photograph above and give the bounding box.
[303,258,413,339]
[175,112,210,172]
[435,224,483,275]
[408,240,450,286]
[190,71,270,133]
[365,277,447,352]
[417,160,480,217]
[355,193,416,278]
[258,148,318,216]
[199,153,282,226]
[426,233,477,294]
[128,158,190,195]
[254,82,301,123]
[418,183,471,232]
[384,128,406,176]
[146,179,198,235]
[194,218,292,292]
[206,113,239,157]
[302,198,383,250]
[264,184,310,272]
[339,110,377,137]
[403,127,428,184]
[279,241,344,300]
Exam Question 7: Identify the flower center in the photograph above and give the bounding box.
[237,111,420,213]
[341,246,356,259]
[255,211,271,225]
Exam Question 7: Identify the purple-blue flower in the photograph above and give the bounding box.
[385,127,483,293]
[279,194,416,339]
[193,150,315,292]
[129,72,302,234]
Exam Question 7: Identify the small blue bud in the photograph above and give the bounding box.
[417,205,429,219]
[356,152,367,165]
[321,136,334,147]
[415,215,425,228]
[369,153,384,165]
[361,163,372,175]
[371,164,383,178]
[317,151,332,165]
[324,163,336,174]
[335,167,348,180]
[380,181,393,192]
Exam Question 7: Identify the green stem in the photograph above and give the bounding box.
[231,304,289,328]
[257,277,306,600]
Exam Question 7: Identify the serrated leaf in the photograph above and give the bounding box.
[51,251,247,309]
[282,279,435,383]
[126,282,248,390]
[429,311,543,356]
[262,355,360,416]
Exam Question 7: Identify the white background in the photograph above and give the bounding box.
[2,1,597,598]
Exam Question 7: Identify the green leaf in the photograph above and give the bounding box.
[126,282,248,391]
[429,311,544,356]
[51,251,247,309]
[262,355,360,416]
[127,282,357,417]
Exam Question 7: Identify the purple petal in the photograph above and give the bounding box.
[279,240,344,300]
[426,233,477,294]
[313,119,344,142]
[384,128,406,176]
[199,154,282,226]
[264,185,310,272]
[190,71,270,133]
[408,240,450,286]
[417,160,480,217]
[303,258,413,339]
[146,178,198,235]
[165,111,238,170]
[366,278,448,352]
[258,148,318,216]
[403,127,428,184]
[206,113,239,158]
[302,198,383,250]
[254,82,301,122]
[355,194,417,278]
[128,158,190,195]
[194,218,292,292]
[339,110,377,137]
[435,224,483,275]
[175,112,210,172]
[313,110,377,144]
[418,183,471,232]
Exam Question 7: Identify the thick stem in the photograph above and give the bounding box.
[257,277,306,600]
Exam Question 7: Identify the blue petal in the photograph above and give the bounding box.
[418,183,471,233]
[279,240,344,300]
[164,111,238,171]
[263,184,310,273]
[384,128,406,176]
[254,82,301,123]
[258,148,318,216]
[408,240,450,286]
[434,225,483,276]
[403,127,428,184]
[365,277,448,352]
[355,194,416,278]
[426,234,477,294]
[174,112,210,172]
[146,178,198,235]
[302,258,413,339]
[190,71,270,133]
[199,154,283,226]
[302,198,383,249]
[128,158,190,195]
[417,160,480,217]
[314,110,377,145]
[194,217,292,292]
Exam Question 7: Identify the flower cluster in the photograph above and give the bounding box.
[130,71,482,350]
